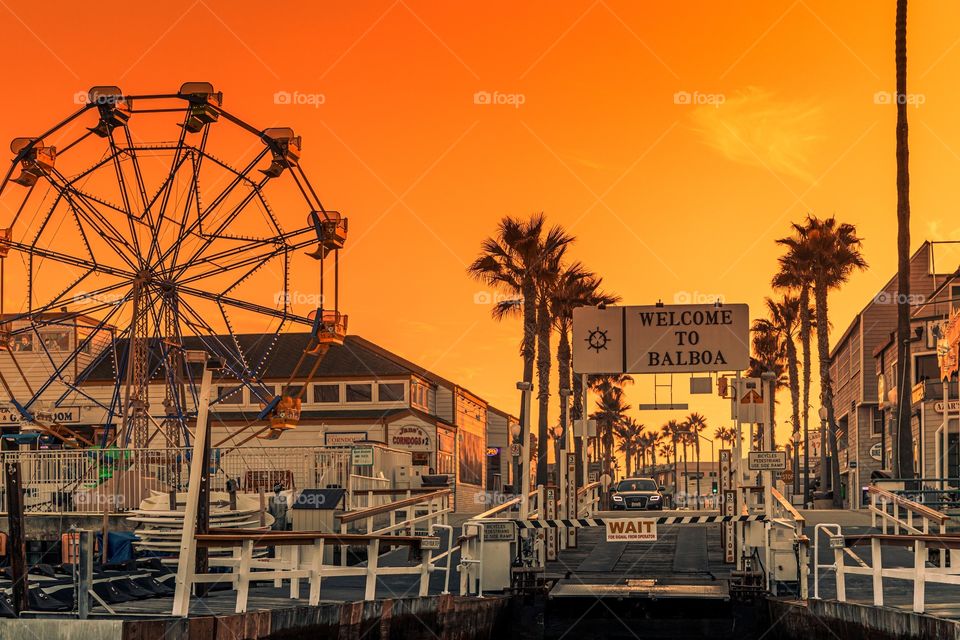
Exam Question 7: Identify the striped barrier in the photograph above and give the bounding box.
[515,514,767,530]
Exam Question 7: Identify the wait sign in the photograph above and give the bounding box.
[572,304,750,374]
[606,518,657,542]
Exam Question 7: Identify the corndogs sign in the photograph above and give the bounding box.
[572,304,750,374]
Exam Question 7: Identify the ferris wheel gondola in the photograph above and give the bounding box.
[0,83,348,449]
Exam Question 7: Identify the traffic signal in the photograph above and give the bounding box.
[711,481,718,494]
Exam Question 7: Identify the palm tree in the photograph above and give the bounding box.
[533,223,576,485]
[636,430,657,474]
[468,213,574,486]
[662,420,686,500]
[895,0,914,480]
[684,413,708,507]
[787,216,868,507]
[551,267,619,474]
[775,224,817,499]
[748,314,788,451]
[469,215,546,489]
[754,295,806,493]
[589,374,634,475]
[614,418,644,478]
[714,426,735,448]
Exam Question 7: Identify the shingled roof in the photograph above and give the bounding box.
[79,333,440,384]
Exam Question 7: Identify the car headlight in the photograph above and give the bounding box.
[649,495,661,501]
[612,495,623,501]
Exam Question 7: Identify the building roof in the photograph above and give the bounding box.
[209,406,454,427]
[488,405,519,422]
[79,333,438,384]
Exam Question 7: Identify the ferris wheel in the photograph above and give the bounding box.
[0,82,348,449]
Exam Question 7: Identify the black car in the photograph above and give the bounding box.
[610,478,665,510]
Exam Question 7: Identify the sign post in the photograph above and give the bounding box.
[545,487,558,561]
[719,449,734,563]
[566,452,578,547]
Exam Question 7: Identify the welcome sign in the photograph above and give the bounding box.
[573,304,750,374]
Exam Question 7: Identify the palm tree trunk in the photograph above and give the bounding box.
[695,439,702,509]
[682,442,689,506]
[815,278,844,507]
[895,0,915,480]
[535,293,551,485]
[800,284,812,500]
[786,334,801,495]
[556,324,571,483]
[519,276,537,492]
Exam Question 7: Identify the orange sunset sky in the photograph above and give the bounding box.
[3,1,960,452]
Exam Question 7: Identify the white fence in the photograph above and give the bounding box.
[0,445,412,514]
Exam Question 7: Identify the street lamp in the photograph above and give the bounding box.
[510,422,522,497]
[516,381,533,518]
[818,405,829,492]
[551,425,564,486]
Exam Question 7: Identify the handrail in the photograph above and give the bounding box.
[353,487,443,495]
[771,487,805,527]
[828,529,960,613]
[337,489,451,524]
[473,496,521,520]
[577,481,601,497]
[198,530,428,547]
[841,532,960,549]
[867,484,950,525]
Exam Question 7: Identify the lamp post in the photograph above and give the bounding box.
[511,422,522,497]
[760,371,776,519]
[818,405,829,492]
[551,425,564,486]
[517,381,533,518]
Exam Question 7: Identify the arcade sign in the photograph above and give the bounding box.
[572,304,750,374]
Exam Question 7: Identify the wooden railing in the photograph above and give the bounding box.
[179,529,444,614]
[826,532,960,613]
[337,489,451,566]
[867,485,950,535]
[576,481,601,517]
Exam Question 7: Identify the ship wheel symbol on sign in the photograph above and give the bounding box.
[586,326,610,352]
